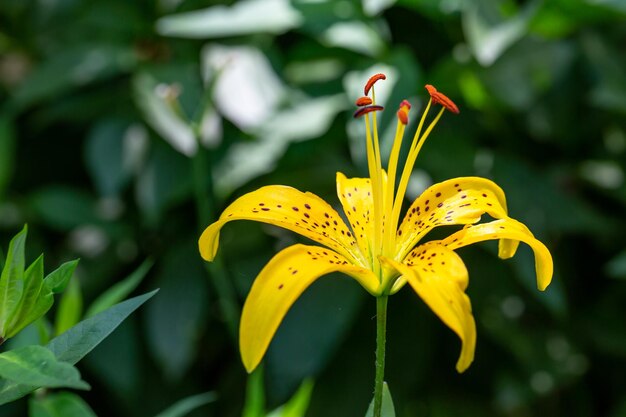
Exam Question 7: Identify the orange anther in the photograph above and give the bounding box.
[399,99,411,110]
[425,84,459,114]
[364,73,387,95]
[397,108,409,125]
[353,105,384,118]
[356,96,373,106]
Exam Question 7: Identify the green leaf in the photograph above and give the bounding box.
[29,187,98,232]
[85,259,153,318]
[606,250,626,280]
[0,290,158,404]
[84,119,136,197]
[267,379,314,417]
[242,367,265,417]
[0,225,27,338]
[133,72,197,157]
[135,141,193,225]
[54,278,83,336]
[156,0,302,39]
[144,245,207,380]
[265,276,364,403]
[153,392,216,417]
[463,0,541,66]
[5,255,44,338]
[44,260,79,294]
[10,44,136,112]
[7,260,79,339]
[0,345,89,390]
[29,391,97,417]
[365,382,395,417]
[0,114,16,199]
[48,289,158,364]
[213,93,346,197]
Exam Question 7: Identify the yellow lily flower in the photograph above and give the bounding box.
[199,74,553,374]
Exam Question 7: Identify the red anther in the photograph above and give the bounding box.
[353,105,384,118]
[364,73,387,95]
[425,84,437,96]
[399,99,411,110]
[355,96,373,106]
[425,84,460,114]
[397,108,409,125]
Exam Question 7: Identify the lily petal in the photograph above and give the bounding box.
[336,172,380,266]
[395,177,509,259]
[441,218,553,291]
[380,246,476,372]
[199,185,365,266]
[240,244,379,372]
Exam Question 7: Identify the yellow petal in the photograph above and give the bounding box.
[381,246,476,372]
[336,172,376,265]
[240,244,379,372]
[395,177,509,259]
[198,185,365,266]
[442,217,553,291]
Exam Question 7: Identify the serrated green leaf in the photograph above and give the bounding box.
[365,383,395,417]
[153,391,216,417]
[0,345,89,390]
[0,225,27,338]
[5,255,44,338]
[54,278,83,336]
[29,391,97,417]
[85,259,153,318]
[0,290,158,404]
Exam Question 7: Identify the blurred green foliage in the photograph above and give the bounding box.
[1,0,626,416]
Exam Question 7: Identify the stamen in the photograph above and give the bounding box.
[356,96,373,106]
[396,100,411,125]
[383,99,410,257]
[364,73,386,96]
[425,84,459,114]
[353,105,384,118]
[397,109,409,125]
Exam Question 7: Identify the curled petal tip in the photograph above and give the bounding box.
[425,84,460,114]
[364,73,386,95]
[353,105,384,118]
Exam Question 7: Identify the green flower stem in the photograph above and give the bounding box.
[191,147,240,342]
[373,295,388,417]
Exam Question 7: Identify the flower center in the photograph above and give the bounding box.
[354,75,458,285]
